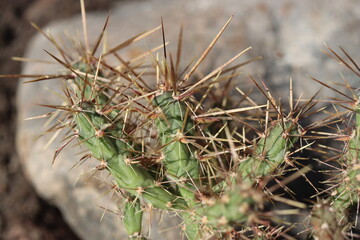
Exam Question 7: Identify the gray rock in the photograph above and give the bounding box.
[17,0,359,239]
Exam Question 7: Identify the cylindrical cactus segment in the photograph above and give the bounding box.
[153,92,199,203]
[107,156,187,210]
[311,201,345,240]
[238,120,298,183]
[124,198,145,239]
[153,91,199,179]
[346,106,360,191]
[333,106,360,219]
[349,106,360,165]
[74,102,120,160]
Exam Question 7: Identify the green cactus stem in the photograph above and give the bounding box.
[238,120,299,184]
[152,91,203,239]
[333,105,360,223]
[124,198,146,239]
[153,91,200,204]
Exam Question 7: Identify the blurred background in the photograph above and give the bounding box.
[1,0,359,239]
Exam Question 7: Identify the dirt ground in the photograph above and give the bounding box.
[0,1,122,239]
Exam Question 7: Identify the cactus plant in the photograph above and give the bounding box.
[5,2,360,239]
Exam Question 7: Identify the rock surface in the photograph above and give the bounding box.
[17,0,360,239]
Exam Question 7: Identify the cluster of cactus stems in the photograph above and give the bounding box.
[5,3,360,239]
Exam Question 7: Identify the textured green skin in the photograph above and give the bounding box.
[238,122,298,183]
[124,199,145,239]
[153,92,200,204]
[153,92,199,179]
[334,107,360,218]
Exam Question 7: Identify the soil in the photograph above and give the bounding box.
[0,1,122,239]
